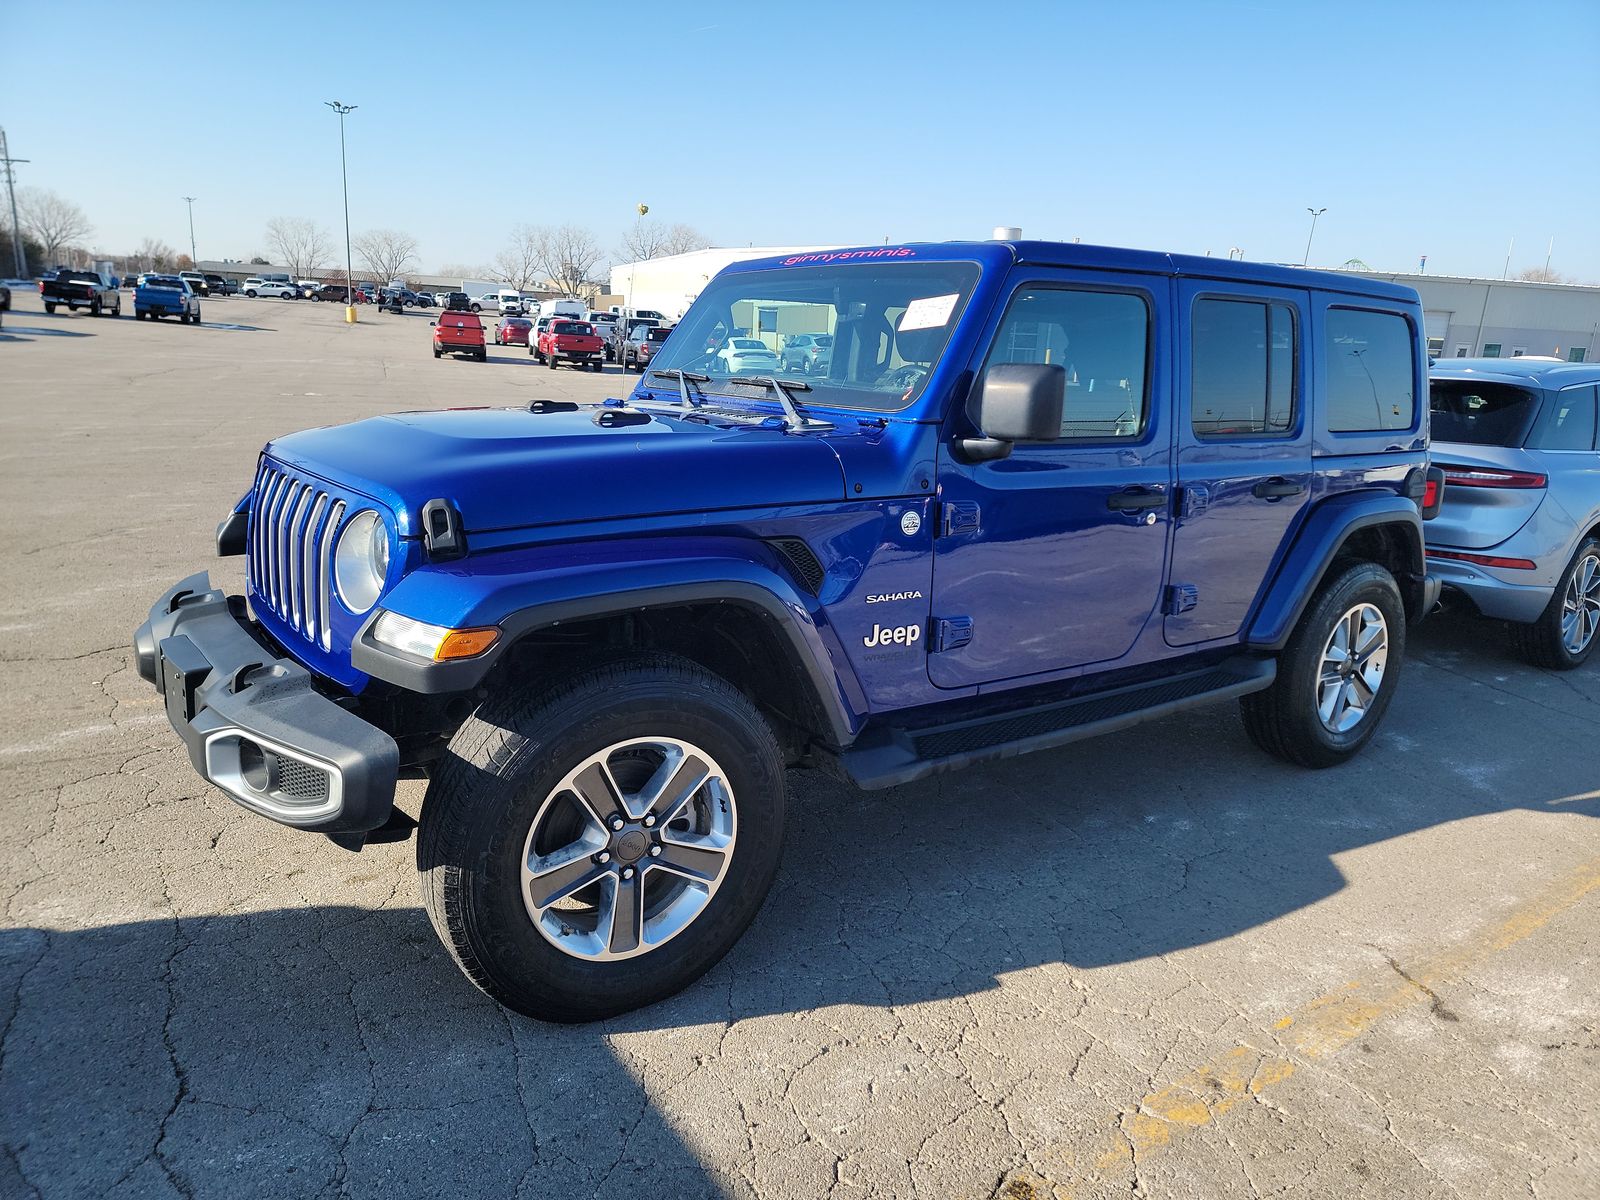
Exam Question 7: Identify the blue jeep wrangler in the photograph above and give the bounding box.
[136,240,1442,1021]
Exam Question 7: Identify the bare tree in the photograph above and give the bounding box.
[618,219,711,263]
[538,225,605,296]
[354,228,420,284]
[133,237,177,271]
[438,262,487,282]
[265,217,332,278]
[490,225,546,291]
[19,188,93,265]
[661,223,712,256]
[1516,266,1569,285]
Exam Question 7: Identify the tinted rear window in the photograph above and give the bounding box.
[646,328,670,342]
[553,321,591,334]
[1325,309,1416,432]
[1429,380,1542,446]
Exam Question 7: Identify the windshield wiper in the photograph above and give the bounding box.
[724,376,833,430]
[646,368,708,408]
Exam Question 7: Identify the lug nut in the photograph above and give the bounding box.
[643,814,656,827]
[649,845,662,857]
[596,851,611,865]
[610,816,625,831]
[621,866,636,880]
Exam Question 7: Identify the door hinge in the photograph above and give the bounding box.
[939,501,981,537]
[1180,484,1211,520]
[934,616,973,652]
[1164,583,1199,615]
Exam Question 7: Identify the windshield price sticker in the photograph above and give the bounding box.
[899,293,959,331]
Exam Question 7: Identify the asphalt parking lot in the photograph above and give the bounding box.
[1,289,1597,1200]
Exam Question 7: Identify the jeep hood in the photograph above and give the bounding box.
[265,405,849,535]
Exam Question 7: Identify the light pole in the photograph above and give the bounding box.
[1302,207,1326,267]
[325,100,357,319]
[182,196,198,265]
[0,127,28,278]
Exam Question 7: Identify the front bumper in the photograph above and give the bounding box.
[134,573,399,833]
[1425,555,1552,623]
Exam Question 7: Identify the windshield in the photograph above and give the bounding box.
[644,260,980,412]
[1430,380,1541,446]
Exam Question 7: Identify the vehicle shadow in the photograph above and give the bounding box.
[0,324,94,338]
[3,620,1594,1196]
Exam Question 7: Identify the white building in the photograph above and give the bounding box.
[1341,270,1600,363]
[610,246,839,320]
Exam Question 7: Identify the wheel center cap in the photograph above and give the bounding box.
[614,829,649,863]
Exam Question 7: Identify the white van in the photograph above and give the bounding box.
[537,297,585,320]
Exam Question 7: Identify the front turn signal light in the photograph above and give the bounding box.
[372,612,500,661]
[436,628,500,659]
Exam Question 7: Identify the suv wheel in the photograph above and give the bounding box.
[1509,538,1600,670]
[1241,561,1405,768]
[418,654,786,1022]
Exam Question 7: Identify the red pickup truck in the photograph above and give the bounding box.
[533,319,605,371]
[432,311,486,361]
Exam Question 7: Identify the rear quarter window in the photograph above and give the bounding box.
[1325,308,1416,432]
[1527,385,1598,451]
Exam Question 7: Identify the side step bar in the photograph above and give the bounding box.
[838,657,1276,790]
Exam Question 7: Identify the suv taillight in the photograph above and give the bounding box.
[1436,464,1547,489]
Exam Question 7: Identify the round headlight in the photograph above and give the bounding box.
[334,510,389,613]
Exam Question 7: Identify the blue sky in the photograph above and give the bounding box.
[4,0,1597,279]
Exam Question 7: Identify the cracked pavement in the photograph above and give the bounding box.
[2,294,1598,1198]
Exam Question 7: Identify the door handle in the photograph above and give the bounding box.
[1252,478,1305,500]
[1106,488,1167,512]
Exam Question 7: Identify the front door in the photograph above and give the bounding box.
[930,273,1172,688]
[1164,280,1312,646]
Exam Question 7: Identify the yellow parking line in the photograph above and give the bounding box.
[996,855,1600,1199]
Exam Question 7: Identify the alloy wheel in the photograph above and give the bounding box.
[520,737,737,962]
[1562,553,1600,655]
[1317,602,1388,733]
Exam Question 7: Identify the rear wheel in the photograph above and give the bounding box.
[417,654,786,1022]
[548,351,558,370]
[1508,538,1600,670]
[44,302,56,314]
[1241,562,1405,768]
[434,347,442,358]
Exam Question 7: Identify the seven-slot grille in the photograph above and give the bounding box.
[247,463,348,651]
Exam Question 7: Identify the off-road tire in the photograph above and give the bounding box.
[1241,561,1406,768]
[1508,538,1600,670]
[417,653,786,1022]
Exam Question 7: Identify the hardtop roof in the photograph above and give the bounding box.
[721,240,1419,303]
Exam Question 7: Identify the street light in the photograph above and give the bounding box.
[1302,207,1327,267]
[182,196,197,266]
[325,100,357,319]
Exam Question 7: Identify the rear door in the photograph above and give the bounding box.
[1164,279,1312,646]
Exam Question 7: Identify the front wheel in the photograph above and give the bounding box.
[418,654,786,1022]
[1241,561,1405,768]
[1509,539,1600,670]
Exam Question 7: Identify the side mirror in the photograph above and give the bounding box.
[961,362,1065,461]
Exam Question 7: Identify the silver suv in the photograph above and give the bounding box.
[1426,359,1600,667]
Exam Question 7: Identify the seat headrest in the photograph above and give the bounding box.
[894,313,946,365]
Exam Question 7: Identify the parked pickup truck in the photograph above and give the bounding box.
[41,269,121,317]
[136,238,1444,1023]
[534,318,605,370]
[135,275,202,323]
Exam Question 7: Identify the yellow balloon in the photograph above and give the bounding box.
[637,203,649,216]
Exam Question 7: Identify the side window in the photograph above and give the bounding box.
[1191,297,1297,438]
[1528,386,1597,451]
[988,286,1150,440]
[1325,308,1417,432]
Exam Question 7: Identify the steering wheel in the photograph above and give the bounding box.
[879,364,927,392]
